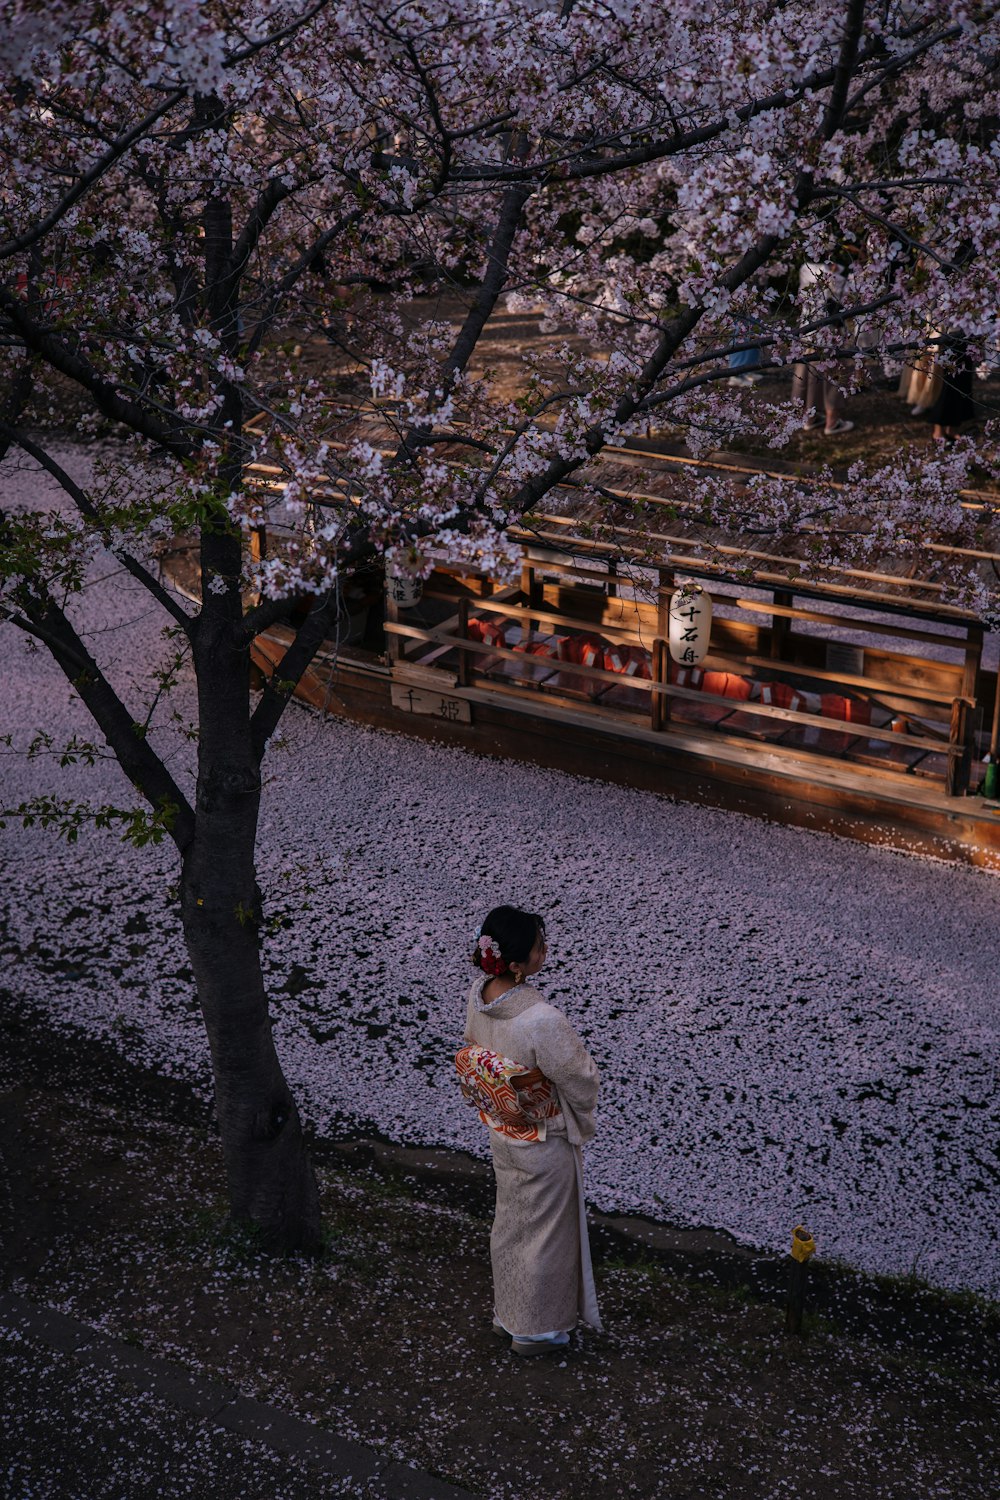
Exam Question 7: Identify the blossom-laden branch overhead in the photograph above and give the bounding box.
[3,0,1000,649]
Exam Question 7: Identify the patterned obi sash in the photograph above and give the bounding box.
[454,1045,561,1142]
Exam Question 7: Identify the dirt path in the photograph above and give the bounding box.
[2,1005,995,1500]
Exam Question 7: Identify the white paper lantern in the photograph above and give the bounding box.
[386,562,422,608]
[667,585,713,666]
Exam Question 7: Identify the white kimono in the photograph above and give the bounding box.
[464,977,602,1336]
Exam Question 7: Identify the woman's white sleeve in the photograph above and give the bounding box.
[530,1009,599,1143]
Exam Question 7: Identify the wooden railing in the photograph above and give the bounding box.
[384,623,977,791]
[241,503,984,794]
[381,560,981,795]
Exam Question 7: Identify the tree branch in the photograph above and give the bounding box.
[244,208,364,357]
[0,604,90,671]
[229,176,304,286]
[444,186,532,381]
[1,587,196,851]
[820,0,868,141]
[810,186,961,269]
[0,424,194,632]
[634,292,904,407]
[0,291,195,457]
[454,31,885,185]
[224,0,335,67]
[507,140,866,514]
[844,22,961,115]
[248,586,345,761]
[241,590,300,641]
[0,89,185,261]
[388,183,531,479]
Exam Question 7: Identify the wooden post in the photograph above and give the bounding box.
[656,567,673,639]
[654,571,675,734]
[520,561,538,647]
[946,696,975,796]
[607,559,619,599]
[962,624,983,703]
[986,669,1000,799]
[962,624,984,793]
[384,568,401,665]
[457,597,471,687]
[785,1225,816,1335]
[787,1260,808,1335]
[248,524,267,608]
[771,587,793,661]
[651,638,669,732]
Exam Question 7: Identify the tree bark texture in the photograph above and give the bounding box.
[181,513,321,1255]
[181,853,321,1254]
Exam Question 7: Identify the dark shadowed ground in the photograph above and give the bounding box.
[1,999,996,1500]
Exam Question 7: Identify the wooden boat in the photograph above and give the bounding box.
[246,562,1000,873]
[168,439,1000,869]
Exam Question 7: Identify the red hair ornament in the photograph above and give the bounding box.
[474,933,508,977]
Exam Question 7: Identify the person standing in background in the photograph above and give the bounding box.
[457,906,601,1357]
[793,261,854,436]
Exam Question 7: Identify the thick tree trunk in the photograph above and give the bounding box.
[180,525,321,1254]
[181,843,321,1255]
[180,173,322,1251]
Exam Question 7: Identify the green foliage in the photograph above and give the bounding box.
[0,509,90,595]
[1,730,103,766]
[0,792,179,846]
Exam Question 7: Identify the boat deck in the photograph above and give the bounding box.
[250,618,1000,871]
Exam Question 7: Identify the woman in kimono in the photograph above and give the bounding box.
[461,905,601,1356]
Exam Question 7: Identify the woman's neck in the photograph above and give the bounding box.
[482,973,524,1006]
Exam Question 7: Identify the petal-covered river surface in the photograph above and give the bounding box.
[2,447,998,1296]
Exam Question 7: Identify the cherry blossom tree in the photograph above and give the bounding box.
[2,0,999,1249]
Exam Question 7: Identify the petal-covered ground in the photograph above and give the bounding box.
[2,446,998,1296]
